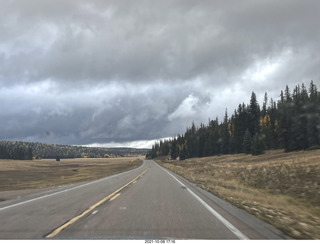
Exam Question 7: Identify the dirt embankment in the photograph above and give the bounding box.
[155,149,320,239]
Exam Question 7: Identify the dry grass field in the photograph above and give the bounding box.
[155,149,320,239]
[0,157,142,201]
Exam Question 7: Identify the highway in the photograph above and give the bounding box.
[0,159,289,239]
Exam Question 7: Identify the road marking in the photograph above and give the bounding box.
[0,160,146,212]
[109,193,121,202]
[154,161,249,240]
[45,169,148,238]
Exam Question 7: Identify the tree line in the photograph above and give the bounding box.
[0,142,33,160]
[147,81,320,159]
[0,141,149,160]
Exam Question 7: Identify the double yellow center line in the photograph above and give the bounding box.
[45,169,149,238]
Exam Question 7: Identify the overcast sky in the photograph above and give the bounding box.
[1,0,319,148]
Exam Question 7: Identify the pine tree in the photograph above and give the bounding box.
[148,81,320,158]
[207,118,220,155]
[252,133,265,155]
[170,138,179,160]
[197,123,206,157]
[249,92,260,136]
[309,80,318,103]
[307,81,320,147]
[268,98,279,149]
[243,129,252,154]
[278,86,293,151]
[179,144,188,160]
[262,92,268,117]
[221,109,230,154]
[285,85,292,102]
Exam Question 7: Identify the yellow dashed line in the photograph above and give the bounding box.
[45,169,148,238]
[109,193,121,202]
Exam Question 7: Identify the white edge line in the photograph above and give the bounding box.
[153,161,249,240]
[0,160,145,212]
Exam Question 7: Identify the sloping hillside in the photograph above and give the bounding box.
[155,149,320,239]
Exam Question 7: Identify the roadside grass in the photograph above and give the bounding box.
[155,149,320,239]
[0,157,142,193]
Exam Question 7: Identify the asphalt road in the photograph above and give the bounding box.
[0,159,289,239]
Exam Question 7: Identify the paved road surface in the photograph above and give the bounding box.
[0,159,289,239]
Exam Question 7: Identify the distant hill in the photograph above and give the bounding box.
[0,141,148,159]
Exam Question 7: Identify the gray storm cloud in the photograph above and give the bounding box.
[0,0,319,147]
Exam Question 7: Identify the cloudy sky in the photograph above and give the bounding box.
[1,0,319,148]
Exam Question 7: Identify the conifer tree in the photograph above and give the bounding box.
[252,133,265,155]
[262,92,268,117]
[221,109,230,154]
[148,81,320,159]
[243,129,252,154]
[308,81,320,147]
[170,138,179,160]
[249,92,260,136]
[268,98,279,149]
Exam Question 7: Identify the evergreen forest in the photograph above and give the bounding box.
[0,142,33,160]
[147,81,320,159]
[0,141,148,160]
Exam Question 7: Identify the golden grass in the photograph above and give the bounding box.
[0,157,142,191]
[155,149,320,239]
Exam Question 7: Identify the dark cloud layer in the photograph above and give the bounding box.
[1,0,319,147]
